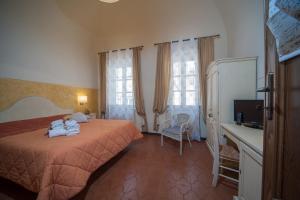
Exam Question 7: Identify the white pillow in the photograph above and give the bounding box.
[70,112,88,123]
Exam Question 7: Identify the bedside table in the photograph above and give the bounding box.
[86,113,96,119]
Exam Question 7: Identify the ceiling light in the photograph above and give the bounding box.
[99,0,119,3]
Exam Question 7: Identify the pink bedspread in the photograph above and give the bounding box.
[0,119,142,200]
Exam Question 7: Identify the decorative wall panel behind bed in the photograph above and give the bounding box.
[0,96,73,123]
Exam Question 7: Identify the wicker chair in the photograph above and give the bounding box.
[161,113,192,155]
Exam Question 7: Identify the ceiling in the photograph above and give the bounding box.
[56,0,223,38]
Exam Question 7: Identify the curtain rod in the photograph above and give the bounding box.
[153,34,220,46]
[97,45,144,54]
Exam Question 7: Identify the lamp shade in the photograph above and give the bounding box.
[78,96,88,105]
[99,0,119,3]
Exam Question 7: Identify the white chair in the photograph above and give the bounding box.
[161,113,192,155]
[210,120,239,186]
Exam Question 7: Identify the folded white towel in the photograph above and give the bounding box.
[48,129,67,138]
[67,129,80,136]
[65,119,78,127]
[67,128,80,132]
[67,126,80,131]
[48,119,80,137]
[51,123,65,129]
[66,124,80,130]
[51,119,64,126]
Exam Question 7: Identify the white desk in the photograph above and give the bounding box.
[220,123,263,200]
[221,123,263,156]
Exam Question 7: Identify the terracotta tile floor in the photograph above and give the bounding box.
[0,134,237,200]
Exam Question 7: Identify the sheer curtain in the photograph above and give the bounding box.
[107,50,135,121]
[168,40,206,141]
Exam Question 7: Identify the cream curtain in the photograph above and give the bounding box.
[132,47,148,132]
[98,52,107,119]
[198,37,215,124]
[153,42,171,131]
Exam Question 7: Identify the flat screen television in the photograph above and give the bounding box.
[234,100,264,129]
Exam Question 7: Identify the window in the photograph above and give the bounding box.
[107,50,135,120]
[114,67,133,106]
[171,61,197,106]
[169,41,199,107]
[167,40,202,141]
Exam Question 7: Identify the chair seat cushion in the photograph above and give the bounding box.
[220,145,239,161]
[162,126,181,134]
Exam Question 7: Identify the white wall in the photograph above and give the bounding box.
[215,0,265,98]
[0,0,98,89]
[95,0,228,132]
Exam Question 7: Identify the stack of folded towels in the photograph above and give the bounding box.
[65,119,80,136]
[48,119,80,138]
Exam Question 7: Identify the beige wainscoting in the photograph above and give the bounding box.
[0,78,98,114]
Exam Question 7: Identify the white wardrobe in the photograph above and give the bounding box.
[206,57,257,150]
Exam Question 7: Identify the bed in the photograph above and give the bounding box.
[0,97,142,200]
